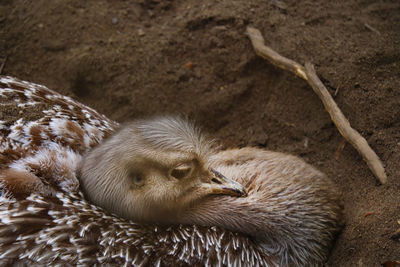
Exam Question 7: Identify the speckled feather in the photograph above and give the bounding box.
[0,192,272,266]
[0,76,274,266]
[0,75,117,197]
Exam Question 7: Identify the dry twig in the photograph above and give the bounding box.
[364,23,381,36]
[0,56,7,75]
[246,26,387,184]
[335,139,347,160]
[334,82,341,96]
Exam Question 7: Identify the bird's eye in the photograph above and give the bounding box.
[170,163,192,180]
[131,173,145,187]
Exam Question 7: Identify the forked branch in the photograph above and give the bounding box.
[246,26,387,184]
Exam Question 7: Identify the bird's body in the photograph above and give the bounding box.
[1,191,271,266]
[0,75,343,266]
[0,75,117,198]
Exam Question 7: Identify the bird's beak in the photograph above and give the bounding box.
[201,168,247,197]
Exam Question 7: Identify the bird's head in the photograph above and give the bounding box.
[78,116,246,223]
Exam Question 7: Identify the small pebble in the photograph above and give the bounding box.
[303,137,309,148]
[112,17,118,25]
[138,29,145,36]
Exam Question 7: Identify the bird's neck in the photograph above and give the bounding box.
[178,196,274,242]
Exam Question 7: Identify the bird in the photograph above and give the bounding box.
[0,75,343,266]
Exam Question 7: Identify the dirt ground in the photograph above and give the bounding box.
[1,0,399,265]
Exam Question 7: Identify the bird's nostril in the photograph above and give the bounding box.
[211,178,222,184]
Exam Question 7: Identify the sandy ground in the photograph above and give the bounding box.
[1,0,399,265]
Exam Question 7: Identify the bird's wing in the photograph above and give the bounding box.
[0,75,118,197]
